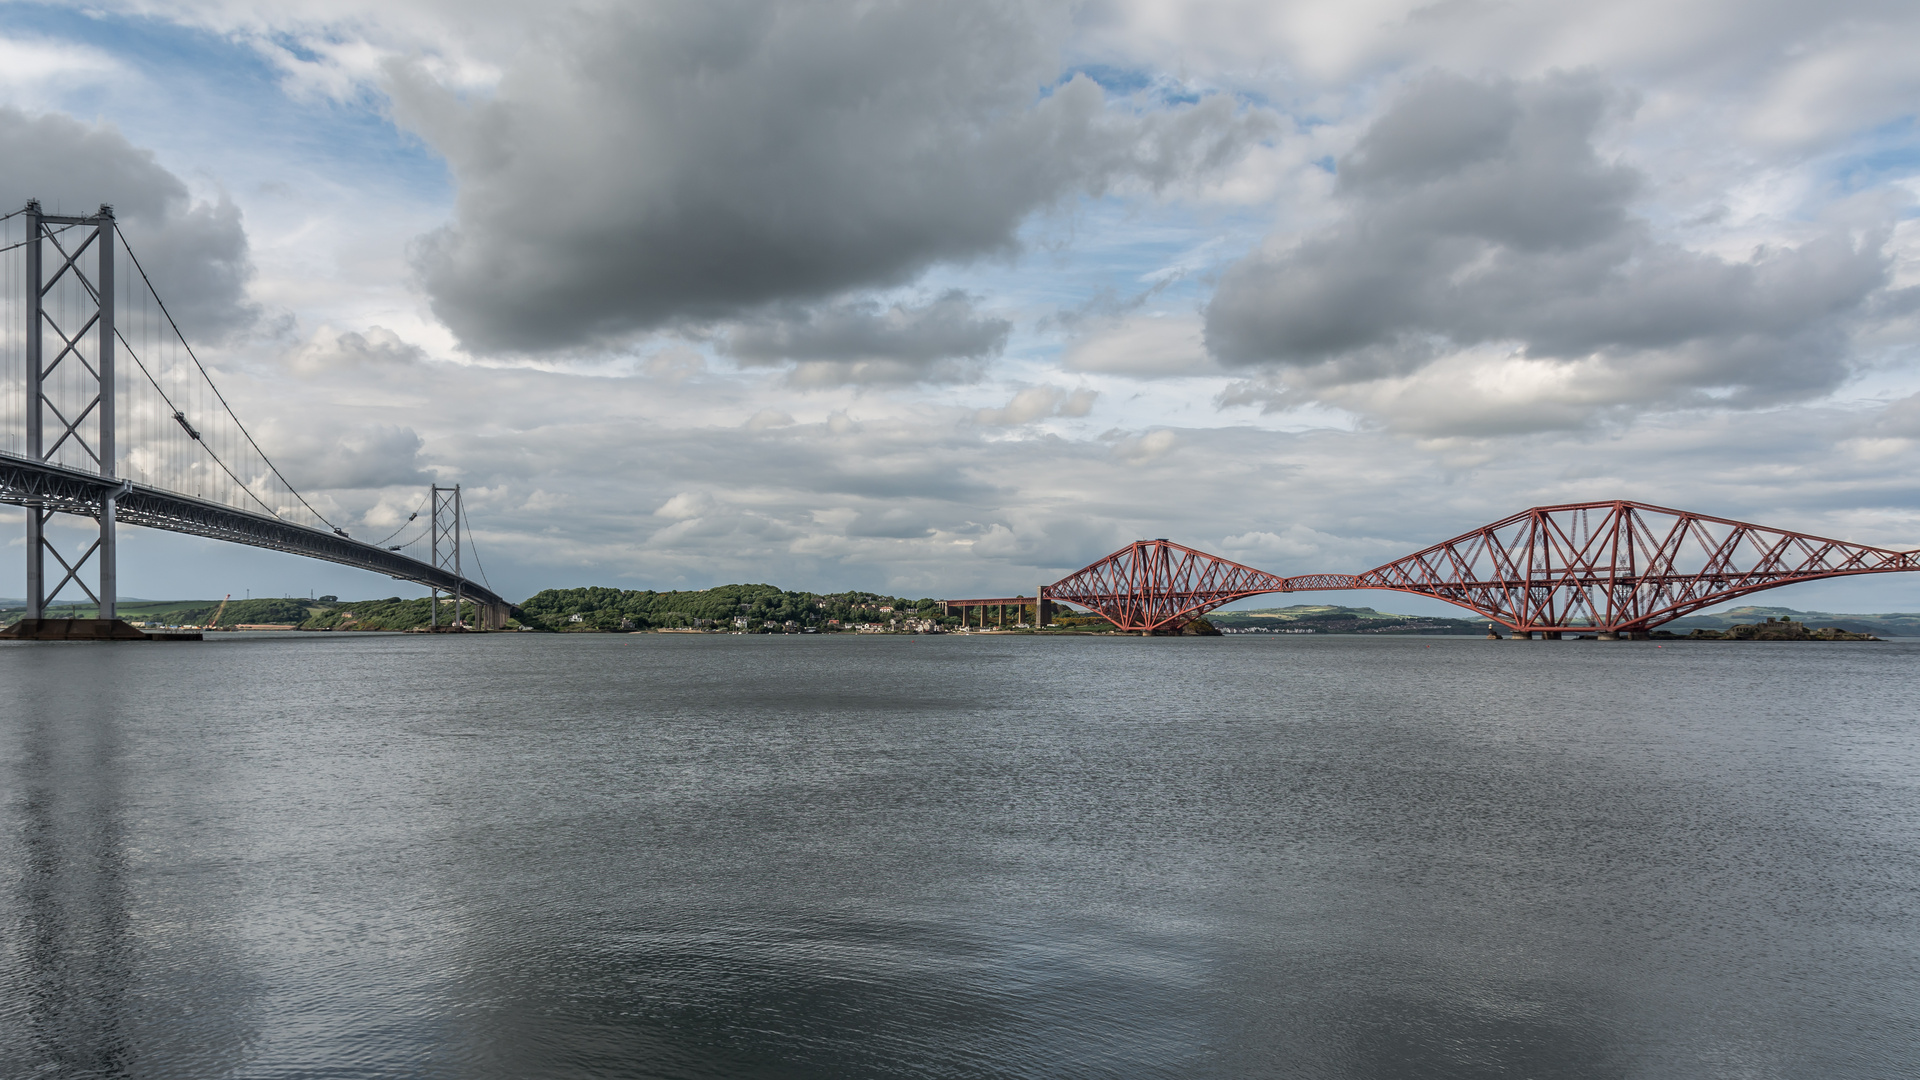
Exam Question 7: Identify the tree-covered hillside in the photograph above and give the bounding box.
[516,585,951,632]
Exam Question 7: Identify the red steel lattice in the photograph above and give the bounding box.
[1350,500,1918,633]
[1046,539,1289,633]
[1040,501,1919,634]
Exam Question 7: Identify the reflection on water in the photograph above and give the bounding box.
[15,675,136,1078]
[2,633,1917,1078]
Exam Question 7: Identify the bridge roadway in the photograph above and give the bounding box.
[2,452,510,626]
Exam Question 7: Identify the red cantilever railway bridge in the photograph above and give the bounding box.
[944,501,1920,638]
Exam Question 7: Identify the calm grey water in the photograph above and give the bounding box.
[2,633,1917,1079]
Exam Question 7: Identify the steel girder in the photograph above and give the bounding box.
[1,452,507,609]
[1045,539,1290,632]
[1350,500,1918,633]
[1044,501,1919,634]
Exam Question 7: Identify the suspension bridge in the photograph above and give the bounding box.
[0,202,507,639]
[950,501,1920,639]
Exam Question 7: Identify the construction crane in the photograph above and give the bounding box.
[204,594,231,631]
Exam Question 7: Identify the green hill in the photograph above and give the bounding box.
[516,585,950,632]
[0,595,500,632]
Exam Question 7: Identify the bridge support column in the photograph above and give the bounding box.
[20,204,121,624]
[25,509,43,620]
[1508,631,1533,640]
[1596,632,1619,641]
[97,221,117,620]
[99,492,118,621]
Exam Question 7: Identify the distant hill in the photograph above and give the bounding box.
[0,596,478,631]
[1663,606,1920,638]
[1208,605,1490,635]
[1210,603,1920,637]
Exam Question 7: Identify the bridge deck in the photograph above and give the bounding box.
[1,452,507,612]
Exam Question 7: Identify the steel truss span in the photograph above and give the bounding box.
[1046,539,1289,633]
[1039,501,1920,635]
[2,453,510,618]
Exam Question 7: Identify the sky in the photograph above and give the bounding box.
[1,0,1918,614]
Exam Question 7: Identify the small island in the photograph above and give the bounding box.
[1685,616,1878,641]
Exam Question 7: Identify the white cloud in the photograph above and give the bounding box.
[0,36,118,96]
[972,386,1099,426]
[1065,314,1219,377]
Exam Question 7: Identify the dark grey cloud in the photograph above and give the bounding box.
[1204,72,1895,424]
[393,0,1263,354]
[722,290,1009,386]
[0,106,256,342]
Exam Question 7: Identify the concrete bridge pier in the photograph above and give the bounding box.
[941,595,1038,630]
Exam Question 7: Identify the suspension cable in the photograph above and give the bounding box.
[36,219,319,525]
[0,221,79,255]
[113,326,293,521]
[459,498,494,592]
[113,230,336,529]
[373,490,431,546]
[383,523,431,552]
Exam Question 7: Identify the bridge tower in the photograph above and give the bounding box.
[19,202,123,622]
[430,484,464,629]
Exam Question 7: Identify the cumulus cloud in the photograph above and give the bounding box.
[972,385,1098,426]
[393,0,1264,354]
[276,423,431,491]
[1204,71,1896,433]
[641,346,707,383]
[288,325,426,372]
[723,290,1010,386]
[744,409,795,430]
[0,35,117,96]
[655,490,717,520]
[0,106,256,342]
[1064,313,1218,376]
[1111,428,1176,464]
